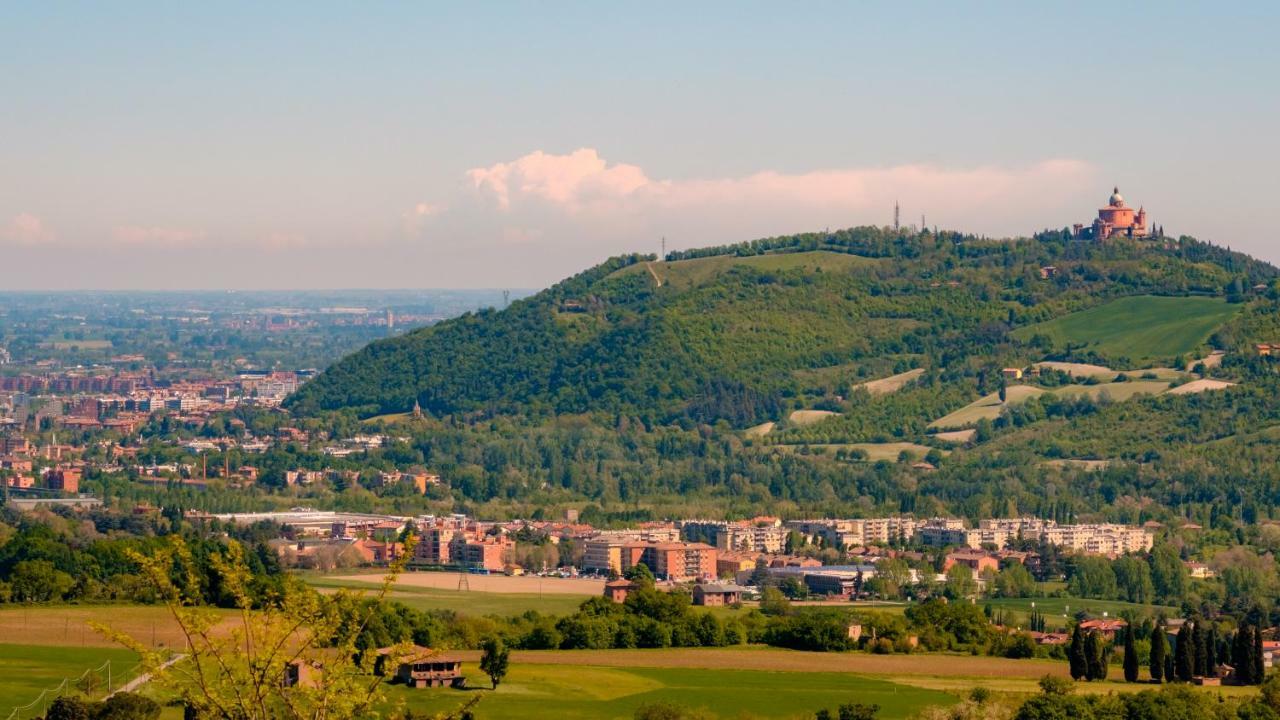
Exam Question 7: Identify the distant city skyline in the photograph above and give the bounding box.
[2,2,1277,290]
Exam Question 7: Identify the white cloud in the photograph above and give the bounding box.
[1,213,56,245]
[450,146,1100,252]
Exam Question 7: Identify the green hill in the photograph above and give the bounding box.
[1010,295,1241,363]
[289,228,1270,427]
[284,227,1280,520]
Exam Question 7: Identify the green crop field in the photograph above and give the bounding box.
[1011,295,1240,361]
[0,644,140,712]
[387,664,953,720]
[306,577,590,616]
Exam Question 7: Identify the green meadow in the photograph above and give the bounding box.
[1011,295,1240,361]
[0,644,140,712]
[387,664,954,720]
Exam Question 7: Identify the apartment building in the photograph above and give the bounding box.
[681,519,788,554]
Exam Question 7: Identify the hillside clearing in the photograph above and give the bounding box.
[1012,295,1240,361]
[853,368,925,395]
[1166,378,1236,395]
[743,421,775,437]
[931,429,976,443]
[929,380,1171,430]
[1187,350,1226,371]
[611,250,877,290]
[788,409,839,426]
[769,442,938,461]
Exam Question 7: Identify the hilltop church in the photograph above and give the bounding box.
[1073,187,1155,241]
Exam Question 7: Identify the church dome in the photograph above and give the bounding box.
[1109,187,1124,206]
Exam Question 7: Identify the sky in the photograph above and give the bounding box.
[2,2,1278,290]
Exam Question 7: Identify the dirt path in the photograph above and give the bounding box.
[645,262,663,287]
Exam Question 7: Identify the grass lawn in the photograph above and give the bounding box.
[306,577,590,616]
[985,596,1176,631]
[1011,295,1240,361]
[0,644,140,710]
[388,663,953,720]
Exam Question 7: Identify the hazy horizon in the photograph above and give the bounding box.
[4,2,1277,290]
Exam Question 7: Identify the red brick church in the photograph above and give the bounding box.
[1074,187,1151,240]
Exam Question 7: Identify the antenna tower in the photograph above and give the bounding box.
[661,236,666,260]
[503,290,510,308]
[894,201,900,231]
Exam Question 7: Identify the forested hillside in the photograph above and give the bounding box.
[282,226,1280,522]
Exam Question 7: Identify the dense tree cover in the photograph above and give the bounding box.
[0,508,284,606]
[1013,675,1280,720]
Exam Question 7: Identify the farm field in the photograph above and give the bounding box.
[308,577,590,616]
[0,605,238,650]
[1011,295,1240,361]
[0,644,140,710]
[387,662,954,720]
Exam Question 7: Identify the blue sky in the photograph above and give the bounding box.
[2,2,1277,289]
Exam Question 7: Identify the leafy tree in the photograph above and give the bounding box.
[479,636,510,690]
[624,563,656,589]
[994,563,1037,598]
[45,697,91,720]
[92,534,476,720]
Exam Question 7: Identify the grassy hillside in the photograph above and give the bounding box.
[1011,295,1241,362]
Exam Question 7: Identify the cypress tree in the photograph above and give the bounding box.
[1206,627,1218,674]
[1192,621,1207,677]
[1068,625,1087,680]
[1234,626,1254,685]
[1164,653,1175,685]
[1175,623,1193,682]
[1253,623,1265,685]
[1123,627,1139,682]
[1085,630,1108,681]
[1149,624,1166,683]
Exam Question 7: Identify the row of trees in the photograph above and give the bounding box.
[1069,617,1270,686]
